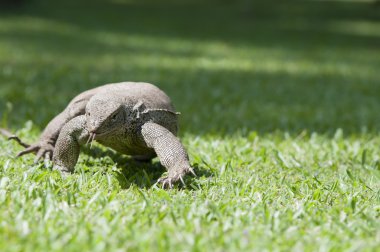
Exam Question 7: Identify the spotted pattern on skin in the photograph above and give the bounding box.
[38,82,193,187]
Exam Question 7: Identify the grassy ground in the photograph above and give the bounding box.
[0,0,380,251]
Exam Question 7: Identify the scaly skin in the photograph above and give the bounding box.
[16,82,194,188]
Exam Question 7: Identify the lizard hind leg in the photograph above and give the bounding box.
[53,115,89,174]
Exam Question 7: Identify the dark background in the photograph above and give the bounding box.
[0,0,379,136]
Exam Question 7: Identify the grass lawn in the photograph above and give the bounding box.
[0,0,379,251]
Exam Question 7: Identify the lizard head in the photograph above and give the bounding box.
[85,98,125,136]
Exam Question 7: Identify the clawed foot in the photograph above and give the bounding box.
[157,167,196,189]
[0,128,54,163]
[17,141,54,163]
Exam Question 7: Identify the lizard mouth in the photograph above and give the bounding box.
[85,127,118,147]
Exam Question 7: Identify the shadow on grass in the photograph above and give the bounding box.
[0,0,379,135]
[81,145,212,189]
[1,61,379,136]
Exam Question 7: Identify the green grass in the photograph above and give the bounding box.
[0,0,380,251]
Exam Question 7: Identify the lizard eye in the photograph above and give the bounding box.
[111,114,118,122]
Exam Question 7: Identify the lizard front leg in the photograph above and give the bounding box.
[141,122,193,188]
[53,115,89,174]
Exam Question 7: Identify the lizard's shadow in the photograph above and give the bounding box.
[81,145,212,189]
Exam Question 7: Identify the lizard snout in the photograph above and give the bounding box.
[87,120,99,133]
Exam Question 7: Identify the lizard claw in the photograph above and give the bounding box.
[157,177,174,189]
[0,128,30,148]
[17,141,54,162]
[1,128,53,163]
[157,166,194,189]
[179,175,186,186]
[189,168,197,177]
[34,147,53,164]
[17,145,39,157]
